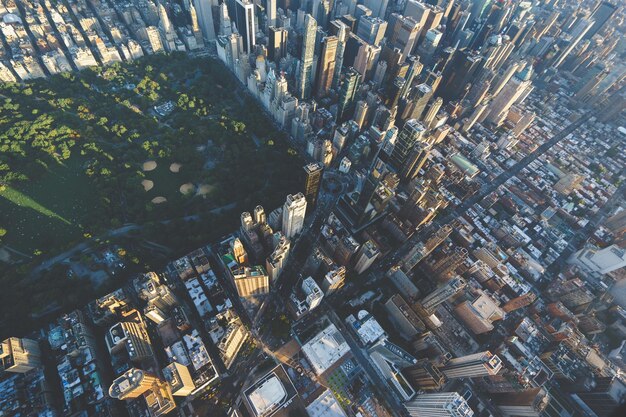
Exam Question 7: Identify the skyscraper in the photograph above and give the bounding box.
[390,119,426,172]
[404,360,446,391]
[354,240,380,274]
[585,1,617,39]
[268,26,288,62]
[303,163,324,209]
[484,66,533,126]
[431,247,468,278]
[266,0,277,28]
[234,0,256,54]
[109,368,176,417]
[439,351,503,379]
[357,16,387,46]
[363,0,388,19]
[163,362,196,396]
[315,35,338,98]
[401,83,433,122]
[401,141,430,180]
[218,1,232,36]
[405,392,474,417]
[109,368,163,399]
[194,0,216,41]
[297,14,317,100]
[421,276,466,311]
[106,320,154,362]
[337,67,361,121]
[0,337,41,373]
[389,14,420,62]
[438,50,482,102]
[282,193,308,239]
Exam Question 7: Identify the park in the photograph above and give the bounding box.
[0,52,304,259]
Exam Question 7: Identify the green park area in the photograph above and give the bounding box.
[0,52,303,258]
[0,53,304,336]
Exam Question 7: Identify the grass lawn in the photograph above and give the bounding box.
[0,158,103,254]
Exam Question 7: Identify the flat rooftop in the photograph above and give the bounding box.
[243,365,298,417]
[306,389,348,417]
[301,324,350,375]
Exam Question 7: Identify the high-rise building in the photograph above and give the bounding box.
[585,1,617,39]
[354,240,380,274]
[189,3,205,48]
[163,362,195,396]
[315,36,338,98]
[218,1,232,36]
[421,276,466,311]
[403,1,430,41]
[283,193,308,239]
[0,337,41,373]
[389,15,420,62]
[266,232,290,281]
[322,266,346,294]
[357,16,387,46]
[390,119,426,172]
[404,359,446,391]
[231,237,248,264]
[431,247,468,278]
[337,67,361,121]
[438,50,482,102]
[384,294,426,339]
[405,392,474,417]
[106,320,154,362]
[484,66,533,126]
[109,368,162,399]
[232,265,270,297]
[303,163,324,207]
[109,368,176,416]
[439,351,503,379]
[402,224,452,272]
[401,83,433,122]
[491,388,550,417]
[422,97,442,128]
[234,0,256,54]
[552,18,595,69]
[254,205,266,225]
[297,14,317,100]
[312,0,331,28]
[194,0,216,41]
[363,0,388,19]
[401,141,430,180]
[502,292,537,313]
[268,27,288,62]
[266,0,277,28]
[354,42,381,81]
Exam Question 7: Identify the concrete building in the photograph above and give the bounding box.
[421,276,466,311]
[569,245,626,275]
[232,265,270,297]
[439,351,503,379]
[106,320,154,362]
[163,362,195,396]
[384,294,426,339]
[300,324,351,376]
[109,368,176,416]
[283,193,308,239]
[297,14,317,100]
[354,240,380,274]
[405,392,474,417]
[0,337,41,373]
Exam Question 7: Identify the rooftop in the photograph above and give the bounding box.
[301,324,351,375]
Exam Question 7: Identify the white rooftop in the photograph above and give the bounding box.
[306,390,348,417]
[248,374,287,417]
[301,324,350,375]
